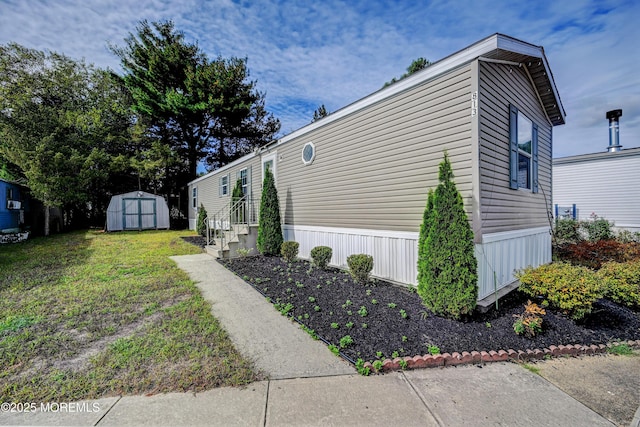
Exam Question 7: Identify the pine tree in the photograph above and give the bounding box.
[417,153,478,319]
[257,169,283,255]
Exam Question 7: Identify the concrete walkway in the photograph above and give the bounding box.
[170,253,354,379]
[0,254,632,426]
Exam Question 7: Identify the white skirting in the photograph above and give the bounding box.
[283,225,419,285]
[282,224,551,300]
[475,226,551,300]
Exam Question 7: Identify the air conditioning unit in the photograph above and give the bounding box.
[6,200,21,210]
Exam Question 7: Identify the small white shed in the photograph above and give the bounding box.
[106,191,170,231]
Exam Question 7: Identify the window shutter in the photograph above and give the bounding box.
[509,104,519,189]
[532,123,539,193]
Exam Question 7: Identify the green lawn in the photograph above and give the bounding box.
[0,230,258,403]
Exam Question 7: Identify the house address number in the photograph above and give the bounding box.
[471,91,478,117]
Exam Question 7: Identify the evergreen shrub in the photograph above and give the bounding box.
[231,179,244,223]
[310,246,332,269]
[196,204,208,237]
[417,153,477,319]
[257,169,283,255]
[281,241,299,263]
[347,254,373,284]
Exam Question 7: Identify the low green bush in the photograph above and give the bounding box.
[581,215,614,242]
[616,229,640,243]
[516,262,602,320]
[280,241,299,263]
[310,246,332,269]
[554,218,581,243]
[598,260,640,309]
[347,254,374,284]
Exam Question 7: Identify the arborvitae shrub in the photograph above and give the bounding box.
[310,246,332,269]
[347,254,373,284]
[257,168,283,255]
[196,204,208,237]
[281,241,299,263]
[417,153,477,319]
[231,179,244,223]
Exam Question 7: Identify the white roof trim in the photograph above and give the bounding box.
[189,150,259,186]
[189,33,563,186]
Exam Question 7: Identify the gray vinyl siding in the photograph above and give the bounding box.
[276,64,473,232]
[478,61,553,234]
[188,156,261,225]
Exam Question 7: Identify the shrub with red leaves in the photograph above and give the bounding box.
[554,240,640,270]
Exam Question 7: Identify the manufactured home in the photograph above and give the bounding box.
[553,147,640,232]
[188,33,566,303]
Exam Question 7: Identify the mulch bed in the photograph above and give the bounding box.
[219,255,640,363]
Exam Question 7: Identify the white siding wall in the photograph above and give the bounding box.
[283,225,419,285]
[284,224,550,298]
[475,227,551,300]
[553,153,640,231]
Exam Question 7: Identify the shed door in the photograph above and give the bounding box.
[122,198,157,230]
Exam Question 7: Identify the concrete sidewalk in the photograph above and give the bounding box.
[0,254,627,426]
[0,364,616,426]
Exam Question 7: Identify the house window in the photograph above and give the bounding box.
[219,175,229,197]
[239,168,248,195]
[262,152,276,183]
[6,188,14,200]
[509,105,538,193]
[517,113,532,189]
[192,187,197,209]
[302,142,315,165]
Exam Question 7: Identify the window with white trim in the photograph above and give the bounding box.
[239,168,248,195]
[262,152,276,183]
[219,175,229,196]
[192,187,197,209]
[509,105,538,192]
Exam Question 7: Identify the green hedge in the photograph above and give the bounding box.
[517,262,602,320]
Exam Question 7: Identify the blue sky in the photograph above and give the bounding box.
[1,0,638,157]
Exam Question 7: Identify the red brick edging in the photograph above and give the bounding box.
[366,340,640,372]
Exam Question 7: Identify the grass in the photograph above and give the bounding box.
[607,343,635,356]
[0,230,258,403]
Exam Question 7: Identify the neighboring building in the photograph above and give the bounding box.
[188,33,566,304]
[106,191,171,231]
[0,178,27,232]
[553,147,640,232]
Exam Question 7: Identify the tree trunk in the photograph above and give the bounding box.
[44,205,50,237]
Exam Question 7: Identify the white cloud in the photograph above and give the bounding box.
[1,0,638,156]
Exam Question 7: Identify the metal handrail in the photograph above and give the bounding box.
[204,196,259,249]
